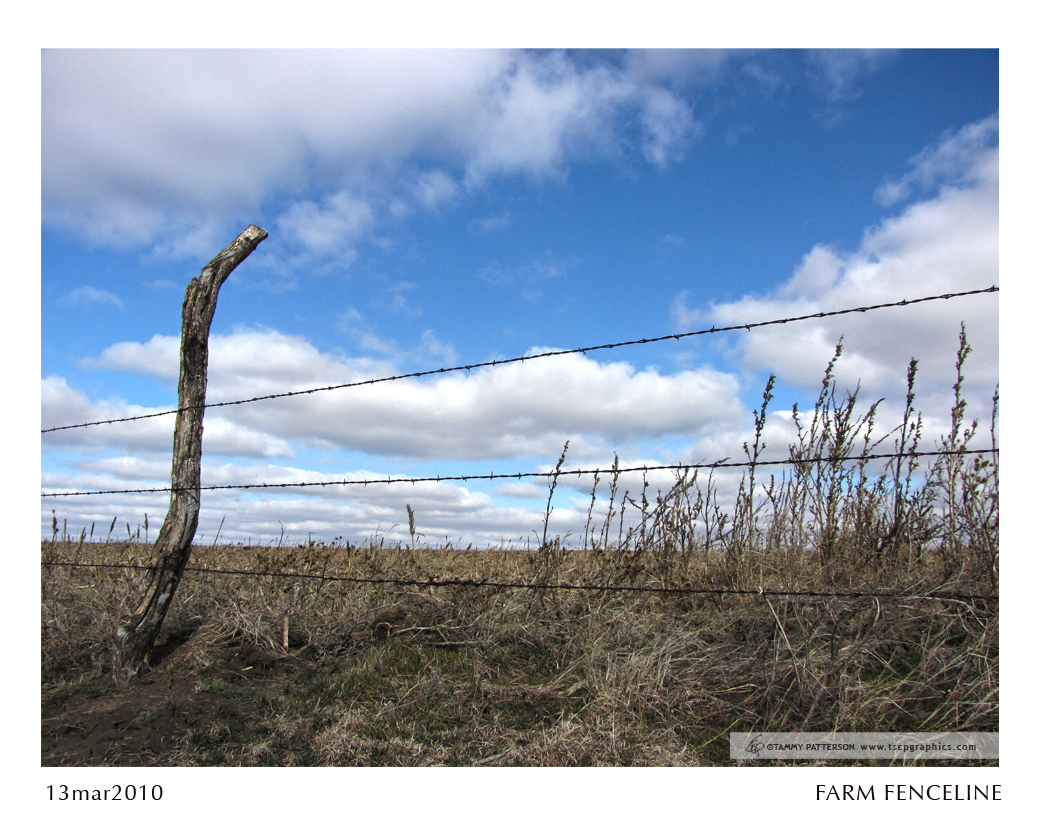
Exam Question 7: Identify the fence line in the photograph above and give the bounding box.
[39,560,1000,603]
[42,262,1000,683]
[41,285,999,434]
[41,284,1000,605]
[40,446,999,498]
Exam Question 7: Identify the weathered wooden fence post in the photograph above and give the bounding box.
[115,224,268,679]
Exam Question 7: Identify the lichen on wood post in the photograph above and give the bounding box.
[115,224,268,679]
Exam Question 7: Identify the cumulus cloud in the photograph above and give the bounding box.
[42,49,698,262]
[44,326,750,546]
[42,374,293,458]
[673,115,998,423]
[56,329,746,465]
[874,114,999,206]
[43,375,141,437]
[44,310,749,546]
[276,191,376,263]
[89,334,180,380]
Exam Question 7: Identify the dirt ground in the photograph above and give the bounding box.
[41,637,301,766]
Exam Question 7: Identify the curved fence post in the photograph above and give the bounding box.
[115,225,268,679]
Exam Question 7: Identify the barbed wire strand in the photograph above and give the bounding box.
[42,285,999,434]
[39,560,999,603]
[40,446,998,498]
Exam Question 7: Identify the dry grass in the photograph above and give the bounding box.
[40,541,997,766]
[41,333,997,766]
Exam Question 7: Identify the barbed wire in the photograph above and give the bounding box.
[42,285,999,434]
[40,446,999,498]
[39,559,999,603]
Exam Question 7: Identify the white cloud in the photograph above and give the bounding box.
[673,114,998,427]
[42,374,294,459]
[46,327,745,468]
[411,170,459,212]
[639,85,699,167]
[875,114,999,206]
[90,334,180,380]
[43,375,133,434]
[276,191,376,264]
[782,245,844,298]
[43,49,698,261]
[147,218,230,263]
[494,482,546,500]
[42,376,177,454]
[462,52,624,183]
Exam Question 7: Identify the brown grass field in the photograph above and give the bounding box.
[41,338,998,766]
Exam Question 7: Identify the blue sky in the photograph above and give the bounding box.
[40,49,999,547]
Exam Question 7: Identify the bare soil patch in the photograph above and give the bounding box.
[42,635,300,766]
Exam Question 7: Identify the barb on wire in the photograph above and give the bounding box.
[41,446,999,498]
[42,285,999,434]
[39,560,999,602]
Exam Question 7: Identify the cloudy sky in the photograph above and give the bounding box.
[40,49,999,548]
